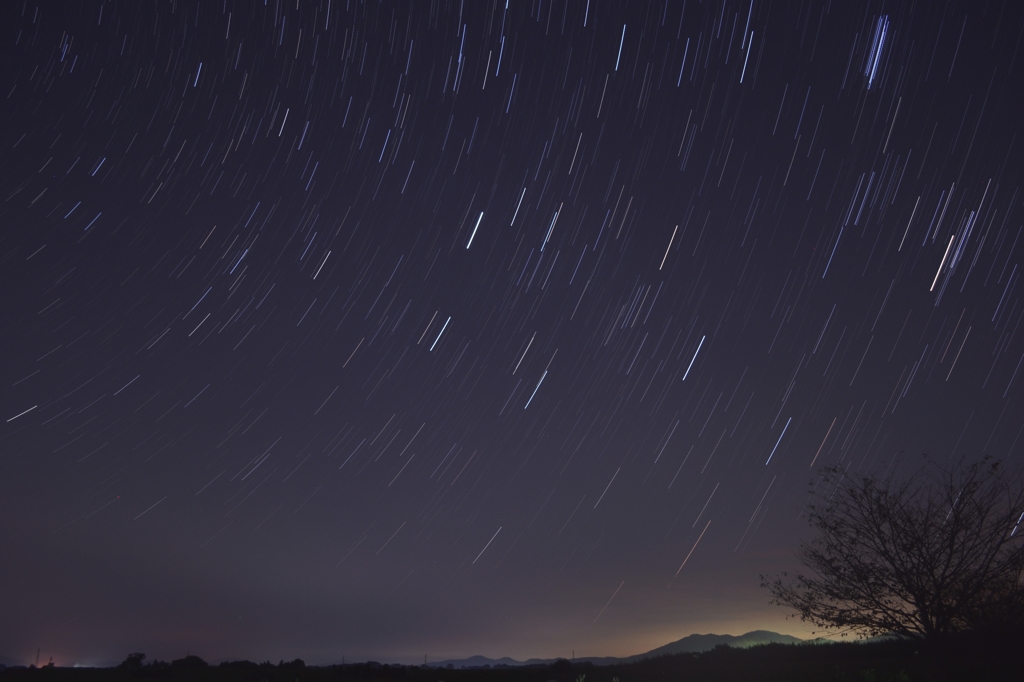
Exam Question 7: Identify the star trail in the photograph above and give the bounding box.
[2,0,1023,667]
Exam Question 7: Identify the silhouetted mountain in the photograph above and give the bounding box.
[427,655,545,668]
[634,630,805,658]
[427,631,804,668]
[0,656,26,668]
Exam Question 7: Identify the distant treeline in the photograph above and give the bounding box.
[1,637,1018,682]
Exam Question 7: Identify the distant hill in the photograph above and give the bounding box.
[427,630,804,668]
[428,655,548,668]
[632,630,805,659]
[0,655,27,668]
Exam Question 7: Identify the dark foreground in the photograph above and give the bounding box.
[1,637,1018,682]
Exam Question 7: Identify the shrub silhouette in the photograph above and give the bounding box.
[119,653,146,670]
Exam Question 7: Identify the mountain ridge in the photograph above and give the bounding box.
[426,630,805,668]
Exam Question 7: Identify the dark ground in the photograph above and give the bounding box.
[1,637,1019,682]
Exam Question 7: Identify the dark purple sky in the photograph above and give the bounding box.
[2,0,1023,667]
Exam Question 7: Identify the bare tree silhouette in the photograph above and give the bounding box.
[763,458,1024,643]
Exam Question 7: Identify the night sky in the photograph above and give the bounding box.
[3,0,1024,667]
